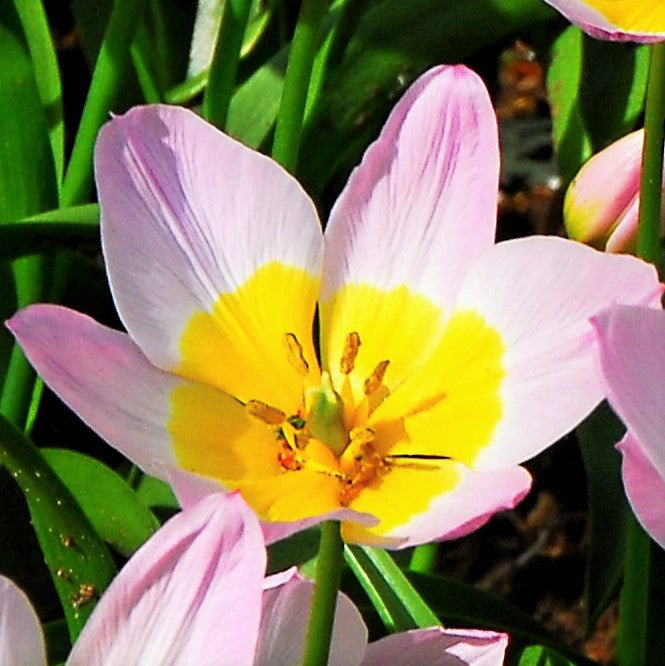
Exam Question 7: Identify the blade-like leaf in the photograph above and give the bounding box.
[13,0,64,187]
[134,473,179,513]
[518,645,576,666]
[547,26,648,184]
[406,571,595,666]
[577,402,628,633]
[345,545,439,632]
[299,0,557,199]
[43,448,159,557]
[0,0,58,427]
[0,1,57,222]
[0,204,100,259]
[0,414,116,641]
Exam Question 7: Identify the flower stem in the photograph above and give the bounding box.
[636,41,665,265]
[302,520,344,666]
[272,0,328,173]
[60,0,150,207]
[616,514,665,665]
[616,40,665,666]
[202,0,252,129]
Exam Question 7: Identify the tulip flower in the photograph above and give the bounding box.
[542,1,665,42]
[8,65,663,548]
[564,130,665,254]
[591,305,665,549]
[0,493,508,665]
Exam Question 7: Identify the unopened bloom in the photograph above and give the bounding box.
[591,305,665,549]
[8,65,663,547]
[564,130,665,254]
[0,493,508,665]
[542,0,665,42]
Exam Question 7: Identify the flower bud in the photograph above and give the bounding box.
[564,129,665,254]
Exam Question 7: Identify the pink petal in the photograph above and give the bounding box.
[262,508,379,546]
[0,576,46,666]
[454,236,663,468]
[68,493,266,665]
[542,0,665,42]
[7,305,179,478]
[255,571,368,666]
[363,628,508,666]
[321,65,498,309]
[617,433,665,549]
[96,105,323,406]
[591,305,665,475]
[343,464,531,548]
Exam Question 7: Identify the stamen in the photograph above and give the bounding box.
[277,443,303,471]
[284,333,309,376]
[349,426,375,449]
[363,360,390,395]
[341,331,361,374]
[246,400,286,425]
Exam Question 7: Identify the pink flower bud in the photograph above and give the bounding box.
[564,130,665,254]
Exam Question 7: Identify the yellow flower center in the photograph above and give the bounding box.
[245,331,446,507]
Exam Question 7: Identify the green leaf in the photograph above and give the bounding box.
[577,402,628,633]
[141,0,196,93]
[0,260,17,390]
[406,571,595,666]
[0,0,58,427]
[547,26,648,184]
[43,619,71,665]
[0,415,116,642]
[134,473,179,513]
[226,45,289,148]
[0,0,57,222]
[518,645,576,666]
[42,449,160,557]
[0,465,58,617]
[299,0,557,199]
[0,204,100,259]
[267,526,321,575]
[345,545,439,632]
[13,0,64,187]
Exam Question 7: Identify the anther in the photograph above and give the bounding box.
[364,360,390,395]
[247,400,286,425]
[349,427,375,448]
[284,333,309,376]
[341,332,361,374]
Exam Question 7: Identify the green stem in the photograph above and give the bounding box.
[202,0,252,129]
[616,515,665,665]
[616,41,665,666]
[409,542,438,574]
[60,0,150,207]
[302,521,344,666]
[271,0,328,172]
[637,42,665,265]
